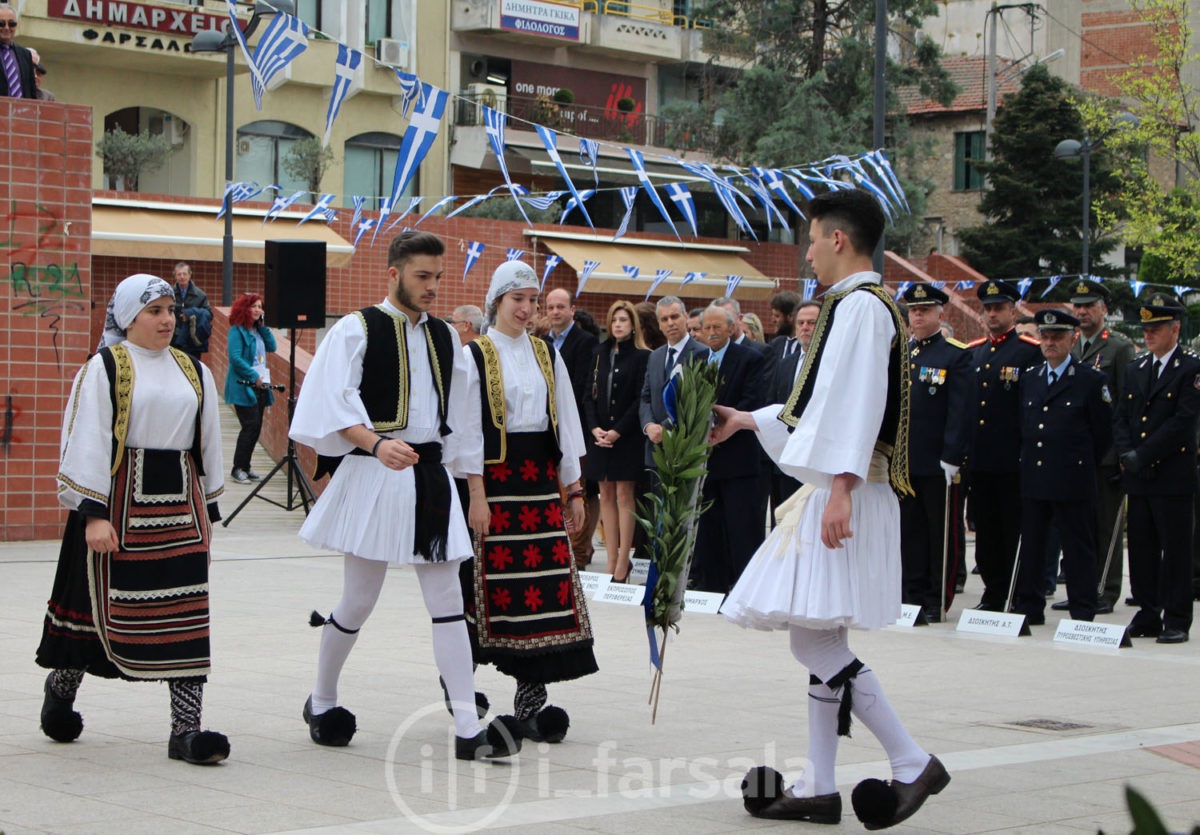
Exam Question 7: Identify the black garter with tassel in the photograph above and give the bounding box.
[818,658,864,737]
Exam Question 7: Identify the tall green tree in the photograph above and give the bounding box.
[957,63,1122,279]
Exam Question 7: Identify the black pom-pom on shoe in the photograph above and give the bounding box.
[741,766,785,816]
[456,715,522,760]
[40,673,83,743]
[852,778,899,829]
[168,730,230,764]
[438,676,490,720]
[533,705,569,743]
[303,695,356,746]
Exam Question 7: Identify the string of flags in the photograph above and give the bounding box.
[894,273,1196,303]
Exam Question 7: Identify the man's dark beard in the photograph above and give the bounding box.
[393,281,425,313]
[777,318,795,338]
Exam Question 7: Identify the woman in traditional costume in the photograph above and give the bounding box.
[36,273,228,764]
[460,261,598,743]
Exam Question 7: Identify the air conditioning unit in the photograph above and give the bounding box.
[466,82,507,125]
[237,138,252,155]
[166,116,187,147]
[375,38,409,69]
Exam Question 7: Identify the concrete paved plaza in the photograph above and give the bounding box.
[2,410,1199,833]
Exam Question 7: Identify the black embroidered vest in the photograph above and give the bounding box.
[779,282,913,497]
[467,335,559,465]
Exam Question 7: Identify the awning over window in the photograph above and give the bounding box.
[91,200,355,267]
[527,231,777,300]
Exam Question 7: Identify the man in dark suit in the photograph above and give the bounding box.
[965,279,1043,611]
[1053,280,1135,614]
[899,284,971,622]
[543,287,599,566]
[766,290,802,363]
[767,300,820,517]
[690,304,765,592]
[1113,294,1200,644]
[1011,310,1112,625]
[639,295,709,468]
[0,5,36,99]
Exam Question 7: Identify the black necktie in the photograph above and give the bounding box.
[1082,339,1092,356]
[1153,359,1163,379]
[665,346,676,374]
[786,338,797,358]
[1048,370,1058,386]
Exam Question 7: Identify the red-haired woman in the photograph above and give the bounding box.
[224,293,276,483]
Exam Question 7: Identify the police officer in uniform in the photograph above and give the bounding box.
[1011,310,1112,624]
[1113,294,1200,644]
[965,280,1043,611]
[1051,280,1135,614]
[900,283,971,621]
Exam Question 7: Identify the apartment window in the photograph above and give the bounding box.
[236,120,314,195]
[295,0,322,30]
[343,131,416,210]
[365,0,390,43]
[954,131,986,191]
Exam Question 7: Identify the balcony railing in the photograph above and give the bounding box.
[455,92,716,152]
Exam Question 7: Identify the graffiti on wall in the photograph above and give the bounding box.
[1,394,18,454]
[3,201,86,367]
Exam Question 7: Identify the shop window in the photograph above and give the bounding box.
[236,120,315,196]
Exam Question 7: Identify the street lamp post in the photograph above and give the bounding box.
[191,0,295,306]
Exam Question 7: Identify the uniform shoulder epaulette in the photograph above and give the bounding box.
[945,337,968,349]
[966,336,986,348]
[1018,334,1041,346]
[1183,348,1200,359]
[1133,350,1151,361]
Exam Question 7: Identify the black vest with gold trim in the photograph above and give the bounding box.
[356,304,456,435]
[779,282,913,497]
[467,334,559,465]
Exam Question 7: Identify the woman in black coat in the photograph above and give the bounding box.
[584,300,651,582]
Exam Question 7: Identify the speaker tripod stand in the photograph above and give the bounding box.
[223,327,316,526]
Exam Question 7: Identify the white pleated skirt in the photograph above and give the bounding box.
[299,455,474,565]
[721,480,902,631]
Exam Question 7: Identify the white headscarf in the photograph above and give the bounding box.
[484,260,540,323]
[98,273,175,349]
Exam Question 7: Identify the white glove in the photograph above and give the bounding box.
[940,461,960,485]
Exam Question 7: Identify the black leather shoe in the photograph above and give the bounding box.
[168,730,230,764]
[1095,601,1114,615]
[1127,623,1162,639]
[1011,609,1045,626]
[755,789,842,823]
[1050,600,1071,611]
[40,673,83,743]
[857,755,950,831]
[245,470,262,481]
[1125,596,1139,607]
[303,695,356,746]
[1156,629,1189,644]
[455,717,522,760]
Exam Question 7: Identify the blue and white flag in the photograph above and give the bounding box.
[559,189,595,225]
[446,187,500,219]
[680,271,706,288]
[540,254,562,290]
[577,259,600,297]
[1040,275,1063,298]
[216,181,266,218]
[250,13,309,110]
[298,193,336,225]
[349,195,366,234]
[324,45,362,147]
[626,149,679,239]
[714,179,756,239]
[930,281,946,290]
[954,279,976,290]
[802,279,818,300]
[353,217,376,248]
[894,281,913,301]
[225,0,263,91]
[738,169,788,231]
[1129,279,1146,297]
[506,248,525,262]
[536,126,593,230]
[413,195,457,226]
[1174,285,1191,298]
[725,275,743,297]
[393,69,424,118]
[264,189,306,223]
[613,186,638,241]
[622,265,640,282]
[390,83,448,205]
[463,240,484,283]
[383,196,424,233]
[483,106,534,228]
[865,149,909,211]
[754,167,806,217]
[1017,277,1034,299]
[522,190,564,211]
[827,154,894,219]
[372,196,393,243]
[645,269,672,301]
[783,169,816,201]
[664,183,699,237]
[578,138,599,185]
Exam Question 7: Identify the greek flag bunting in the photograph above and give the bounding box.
[739,169,788,231]
[383,196,424,234]
[613,186,638,241]
[1129,279,1146,297]
[783,170,816,200]
[725,274,743,297]
[559,189,595,225]
[664,183,698,237]
[578,138,599,185]
[463,241,484,283]
[1175,285,1191,298]
[866,149,909,211]
[413,195,457,227]
[446,186,503,219]
[372,196,393,244]
[393,69,424,118]
[264,189,306,223]
[225,0,263,91]
[506,248,525,262]
[349,195,366,235]
[577,259,601,297]
[645,269,672,301]
[390,83,448,206]
[894,281,913,301]
[802,279,818,300]
[536,125,593,229]
[522,191,564,211]
[622,265,640,282]
[324,45,362,147]
[540,255,562,290]
[353,217,376,248]
[753,166,805,217]
[1039,275,1062,298]
[216,181,266,218]
[626,149,679,239]
[250,13,309,110]
[483,106,534,228]
[930,281,945,290]
[680,271,705,288]
[298,193,336,225]
[954,280,976,290]
[1017,278,1034,299]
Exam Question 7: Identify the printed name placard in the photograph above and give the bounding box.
[682,590,725,615]
[597,582,647,606]
[956,609,1029,637]
[1053,619,1132,649]
[577,571,612,600]
[895,604,923,628]
[629,558,651,583]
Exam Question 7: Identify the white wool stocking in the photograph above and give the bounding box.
[849,669,929,783]
[416,560,483,739]
[797,680,841,796]
[311,555,388,714]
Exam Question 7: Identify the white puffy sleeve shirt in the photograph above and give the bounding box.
[57,344,224,511]
[460,329,587,486]
[751,273,894,489]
